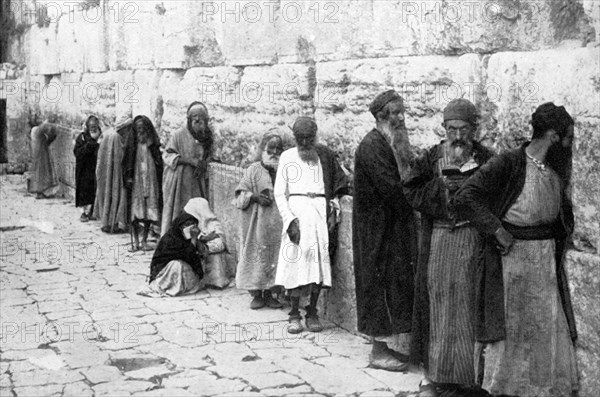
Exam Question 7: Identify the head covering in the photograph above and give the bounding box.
[187,101,209,118]
[443,99,479,125]
[132,115,161,146]
[531,102,573,139]
[369,90,403,118]
[115,113,133,131]
[149,212,202,283]
[84,115,101,134]
[292,117,318,135]
[183,198,224,237]
[254,131,284,162]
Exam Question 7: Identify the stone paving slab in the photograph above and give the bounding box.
[0,176,420,396]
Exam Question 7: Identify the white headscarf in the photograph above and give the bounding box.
[183,198,224,237]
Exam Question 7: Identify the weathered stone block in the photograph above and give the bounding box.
[565,250,600,397]
[214,0,278,65]
[28,23,59,75]
[132,69,162,123]
[78,70,134,126]
[315,54,483,169]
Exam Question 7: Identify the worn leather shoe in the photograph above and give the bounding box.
[287,317,303,334]
[305,315,323,332]
[250,296,265,310]
[368,352,409,372]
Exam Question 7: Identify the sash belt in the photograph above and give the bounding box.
[289,193,326,199]
[502,222,555,240]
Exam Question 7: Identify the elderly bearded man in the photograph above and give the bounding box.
[353,90,418,372]
[161,101,215,235]
[454,103,578,397]
[274,117,348,334]
[404,99,494,397]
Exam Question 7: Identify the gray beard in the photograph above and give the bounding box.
[298,147,319,165]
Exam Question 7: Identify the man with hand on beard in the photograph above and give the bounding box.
[234,131,285,310]
[274,117,348,334]
[454,103,578,397]
[161,101,215,235]
[404,99,494,397]
[353,90,418,372]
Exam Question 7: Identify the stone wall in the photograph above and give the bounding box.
[2,0,600,394]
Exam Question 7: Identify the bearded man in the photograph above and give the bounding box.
[274,117,348,334]
[454,103,578,397]
[234,131,285,310]
[124,115,163,251]
[161,101,215,235]
[353,90,417,372]
[404,99,494,397]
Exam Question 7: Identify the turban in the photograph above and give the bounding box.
[531,102,573,138]
[115,113,132,131]
[292,117,318,135]
[443,99,479,125]
[369,90,403,118]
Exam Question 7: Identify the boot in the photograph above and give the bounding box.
[263,290,283,309]
[250,290,265,310]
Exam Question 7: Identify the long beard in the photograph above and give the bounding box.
[386,123,414,179]
[449,139,473,165]
[298,147,319,165]
[546,142,572,181]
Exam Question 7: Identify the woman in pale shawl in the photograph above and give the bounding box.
[184,198,231,289]
[93,116,132,234]
[29,114,59,199]
[233,132,284,309]
[161,102,215,235]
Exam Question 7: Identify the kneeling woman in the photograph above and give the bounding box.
[146,212,208,296]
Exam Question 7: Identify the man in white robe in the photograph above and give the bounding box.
[274,117,348,334]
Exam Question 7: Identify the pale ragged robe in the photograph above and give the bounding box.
[233,162,282,291]
[274,148,331,290]
[161,127,207,235]
[93,129,128,233]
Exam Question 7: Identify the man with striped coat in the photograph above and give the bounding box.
[404,99,494,397]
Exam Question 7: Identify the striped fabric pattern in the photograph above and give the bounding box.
[427,225,479,385]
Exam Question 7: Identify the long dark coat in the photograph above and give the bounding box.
[403,141,494,368]
[74,130,100,207]
[352,129,417,337]
[453,143,577,343]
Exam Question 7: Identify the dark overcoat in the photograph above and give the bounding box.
[453,143,577,344]
[352,129,417,337]
[74,130,100,207]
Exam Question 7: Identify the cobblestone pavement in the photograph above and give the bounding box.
[0,176,421,397]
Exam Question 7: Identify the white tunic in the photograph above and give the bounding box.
[273,148,331,289]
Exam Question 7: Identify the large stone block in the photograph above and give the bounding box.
[323,195,357,332]
[277,0,593,63]
[56,3,108,73]
[132,69,163,125]
[78,70,134,126]
[315,54,483,170]
[213,0,278,65]
[571,119,600,253]
[28,23,59,75]
[565,250,600,396]
[485,47,600,252]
